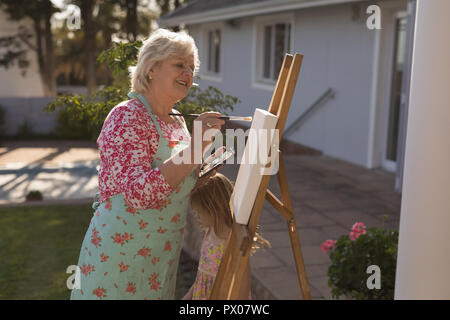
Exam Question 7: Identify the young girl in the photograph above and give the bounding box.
[182,173,270,300]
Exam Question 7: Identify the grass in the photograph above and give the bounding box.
[0,204,92,299]
[0,204,197,300]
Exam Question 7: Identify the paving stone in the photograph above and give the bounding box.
[297,228,331,246]
[252,266,317,300]
[363,207,400,218]
[320,225,350,240]
[259,207,283,225]
[262,230,294,248]
[272,245,330,266]
[295,210,336,228]
[308,276,333,300]
[345,197,397,212]
[258,215,287,232]
[301,197,352,211]
[250,250,285,269]
[262,228,329,248]
[353,181,396,193]
[251,275,277,300]
[321,209,385,229]
[304,263,331,278]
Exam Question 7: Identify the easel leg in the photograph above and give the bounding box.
[287,216,311,299]
[228,250,251,300]
[278,152,311,299]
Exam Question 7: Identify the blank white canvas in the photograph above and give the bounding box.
[232,108,278,224]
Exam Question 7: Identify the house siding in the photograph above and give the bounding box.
[187,2,406,168]
[0,10,45,98]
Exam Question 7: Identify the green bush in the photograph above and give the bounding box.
[323,221,398,300]
[46,40,239,141]
[26,190,43,201]
[15,118,35,139]
[46,87,127,141]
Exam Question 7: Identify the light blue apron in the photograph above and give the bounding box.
[70,92,198,299]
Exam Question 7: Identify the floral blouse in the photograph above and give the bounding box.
[96,98,188,209]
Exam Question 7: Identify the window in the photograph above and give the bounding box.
[262,23,291,80]
[201,24,222,81]
[254,14,293,87]
[207,28,221,74]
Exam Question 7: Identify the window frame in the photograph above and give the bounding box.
[252,13,295,90]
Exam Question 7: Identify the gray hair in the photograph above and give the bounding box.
[129,28,199,94]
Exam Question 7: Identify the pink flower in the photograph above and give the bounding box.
[352,222,366,232]
[349,222,367,241]
[321,240,337,253]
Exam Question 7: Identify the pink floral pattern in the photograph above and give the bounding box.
[96,98,188,210]
[192,231,226,300]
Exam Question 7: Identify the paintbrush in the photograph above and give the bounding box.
[168,113,253,122]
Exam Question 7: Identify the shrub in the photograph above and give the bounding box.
[15,119,35,139]
[322,221,398,299]
[26,190,43,201]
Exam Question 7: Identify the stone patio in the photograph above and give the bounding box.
[210,154,401,300]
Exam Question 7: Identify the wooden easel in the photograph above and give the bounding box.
[210,53,311,300]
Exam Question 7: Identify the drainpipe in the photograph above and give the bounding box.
[395,0,450,299]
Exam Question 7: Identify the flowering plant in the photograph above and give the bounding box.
[322,221,398,300]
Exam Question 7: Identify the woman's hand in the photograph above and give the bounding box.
[191,112,225,156]
[159,113,224,190]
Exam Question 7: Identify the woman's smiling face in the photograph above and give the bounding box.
[149,55,195,103]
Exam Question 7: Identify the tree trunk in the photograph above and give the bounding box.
[33,17,51,96]
[157,0,170,17]
[81,0,97,95]
[43,1,56,96]
[126,0,138,42]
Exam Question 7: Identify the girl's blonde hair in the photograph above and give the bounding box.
[190,173,271,253]
[190,173,233,239]
[129,28,200,94]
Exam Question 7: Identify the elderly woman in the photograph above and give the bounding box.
[70,29,224,300]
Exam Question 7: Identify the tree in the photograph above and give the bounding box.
[79,0,97,95]
[118,0,138,41]
[0,0,59,96]
[54,0,155,91]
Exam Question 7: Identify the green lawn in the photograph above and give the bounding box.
[0,203,197,300]
[0,203,93,299]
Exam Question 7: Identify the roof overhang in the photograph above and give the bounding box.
[159,0,367,27]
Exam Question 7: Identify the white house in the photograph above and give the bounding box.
[160,0,415,191]
[0,9,56,136]
[0,9,45,97]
